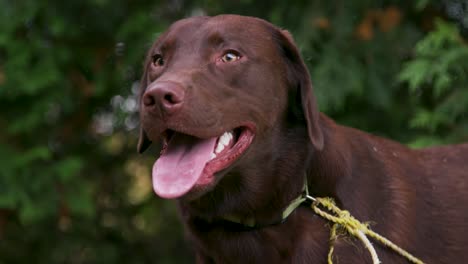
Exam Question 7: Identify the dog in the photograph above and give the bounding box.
[137,14,468,263]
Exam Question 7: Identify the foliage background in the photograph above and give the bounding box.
[0,0,467,263]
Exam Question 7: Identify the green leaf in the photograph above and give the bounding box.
[13,146,51,167]
[55,157,84,182]
[409,108,433,129]
[0,189,16,208]
[415,0,430,11]
[433,73,451,98]
[415,19,461,56]
[65,181,95,218]
[408,136,445,148]
[398,59,431,91]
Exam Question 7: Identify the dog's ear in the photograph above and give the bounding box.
[277,29,324,150]
[137,55,152,153]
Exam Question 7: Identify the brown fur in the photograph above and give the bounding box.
[138,14,468,263]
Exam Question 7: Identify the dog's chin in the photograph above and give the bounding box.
[179,171,226,201]
[151,125,255,200]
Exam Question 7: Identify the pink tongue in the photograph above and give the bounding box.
[153,133,217,199]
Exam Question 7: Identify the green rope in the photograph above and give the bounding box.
[311,197,425,264]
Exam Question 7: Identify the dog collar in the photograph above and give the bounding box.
[219,177,310,229]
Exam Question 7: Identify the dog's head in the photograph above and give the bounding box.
[138,15,322,207]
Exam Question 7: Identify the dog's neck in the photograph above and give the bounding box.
[215,178,310,229]
[181,185,310,232]
[308,115,413,225]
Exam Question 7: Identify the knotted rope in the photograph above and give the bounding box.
[309,197,425,264]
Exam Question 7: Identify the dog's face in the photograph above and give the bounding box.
[138,15,322,206]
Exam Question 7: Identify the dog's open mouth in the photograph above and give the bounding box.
[152,126,255,199]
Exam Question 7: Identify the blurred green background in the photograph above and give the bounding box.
[0,0,467,263]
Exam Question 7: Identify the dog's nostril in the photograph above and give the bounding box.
[162,91,183,106]
[164,94,175,104]
[143,94,155,106]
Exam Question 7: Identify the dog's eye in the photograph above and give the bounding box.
[152,54,164,67]
[221,51,241,63]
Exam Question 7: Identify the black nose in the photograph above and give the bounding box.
[142,81,185,114]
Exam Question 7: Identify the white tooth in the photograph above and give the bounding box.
[223,131,234,145]
[215,131,235,154]
[220,132,229,145]
[215,142,225,154]
[211,153,216,159]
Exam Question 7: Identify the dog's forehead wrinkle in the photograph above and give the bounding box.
[167,16,209,35]
[159,26,207,58]
[199,16,275,49]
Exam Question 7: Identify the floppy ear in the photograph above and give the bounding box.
[278,29,324,150]
[137,55,152,153]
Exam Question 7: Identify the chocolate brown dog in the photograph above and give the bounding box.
[138,14,468,263]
